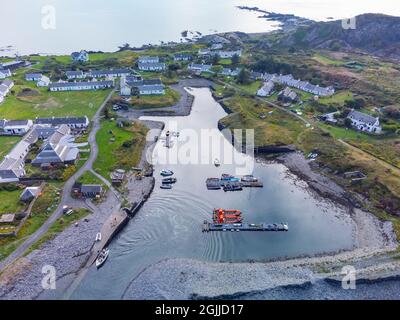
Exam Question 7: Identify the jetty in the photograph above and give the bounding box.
[206,175,263,190]
[202,221,289,232]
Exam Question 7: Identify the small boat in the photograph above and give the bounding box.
[95,232,102,242]
[221,174,240,182]
[162,177,177,184]
[160,184,172,189]
[241,175,258,183]
[96,248,109,269]
[214,158,220,167]
[160,169,174,177]
[223,183,243,192]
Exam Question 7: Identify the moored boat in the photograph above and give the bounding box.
[162,177,177,184]
[160,169,174,176]
[96,248,109,269]
[160,184,173,189]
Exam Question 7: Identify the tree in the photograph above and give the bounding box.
[344,118,353,128]
[231,54,240,66]
[237,69,251,85]
[211,54,220,65]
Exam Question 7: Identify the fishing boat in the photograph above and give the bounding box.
[160,184,173,189]
[160,169,174,177]
[241,175,258,183]
[95,248,109,269]
[95,232,102,242]
[221,174,240,182]
[214,158,220,167]
[162,177,177,184]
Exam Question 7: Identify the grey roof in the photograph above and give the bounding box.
[49,80,113,89]
[81,184,102,193]
[127,79,162,87]
[174,53,192,59]
[66,71,84,76]
[138,85,164,92]
[25,73,42,78]
[348,110,377,124]
[138,62,165,69]
[4,120,30,127]
[34,116,88,126]
[90,69,131,76]
[2,79,13,87]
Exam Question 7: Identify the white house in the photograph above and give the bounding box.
[0,60,25,70]
[188,63,212,73]
[49,80,113,92]
[34,116,90,131]
[120,77,164,96]
[0,119,33,135]
[138,62,166,72]
[66,71,85,80]
[138,56,159,64]
[88,69,131,78]
[198,48,211,56]
[25,73,43,81]
[347,110,382,133]
[0,69,11,79]
[220,68,240,77]
[217,49,242,59]
[0,79,14,96]
[71,50,89,63]
[211,43,223,50]
[137,84,165,95]
[174,54,192,61]
[37,75,51,87]
[0,129,38,183]
[257,81,275,97]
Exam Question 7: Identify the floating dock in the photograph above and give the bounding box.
[206,176,263,190]
[202,221,289,232]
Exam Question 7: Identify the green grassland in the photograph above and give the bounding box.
[0,136,21,158]
[77,170,105,185]
[221,96,306,146]
[0,84,111,120]
[93,120,148,179]
[130,87,180,109]
[0,189,26,214]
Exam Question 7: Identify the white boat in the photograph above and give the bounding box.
[95,232,102,242]
[160,169,174,176]
[214,158,220,167]
[95,248,109,269]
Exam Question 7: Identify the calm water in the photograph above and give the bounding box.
[71,88,354,299]
[1,0,399,55]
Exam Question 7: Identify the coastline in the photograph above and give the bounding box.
[0,83,398,300]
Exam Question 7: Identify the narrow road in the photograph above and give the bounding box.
[0,89,115,273]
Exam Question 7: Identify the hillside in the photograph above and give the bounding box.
[280,14,400,60]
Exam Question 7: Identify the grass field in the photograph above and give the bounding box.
[230,80,261,95]
[0,136,21,158]
[0,85,111,120]
[221,96,306,146]
[130,87,180,109]
[0,189,26,214]
[77,171,105,185]
[93,120,148,179]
